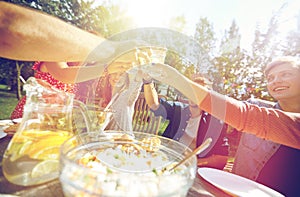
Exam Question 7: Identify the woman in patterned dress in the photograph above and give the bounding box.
[10,61,79,119]
[10,60,135,119]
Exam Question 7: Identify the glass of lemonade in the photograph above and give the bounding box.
[86,105,115,132]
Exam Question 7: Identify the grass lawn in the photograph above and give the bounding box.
[0,88,19,120]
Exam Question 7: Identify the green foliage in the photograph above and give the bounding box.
[0,90,19,119]
[283,30,300,56]
[1,1,299,103]
[190,11,299,101]
[168,15,187,32]
[193,17,216,73]
[0,0,131,98]
[5,0,110,34]
[0,59,34,93]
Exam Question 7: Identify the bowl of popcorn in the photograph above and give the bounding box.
[59,131,197,197]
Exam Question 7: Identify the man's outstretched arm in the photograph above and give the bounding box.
[0,2,105,61]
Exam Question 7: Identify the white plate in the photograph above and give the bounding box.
[0,119,13,126]
[12,118,22,123]
[0,131,7,139]
[198,167,284,197]
[0,126,8,139]
[0,120,13,139]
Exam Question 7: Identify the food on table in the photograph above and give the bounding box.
[77,136,168,173]
[4,123,20,136]
[60,132,196,197]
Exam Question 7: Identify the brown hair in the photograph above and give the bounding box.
[264,56,300,76]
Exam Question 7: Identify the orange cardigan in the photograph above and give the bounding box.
[200,91,300,149]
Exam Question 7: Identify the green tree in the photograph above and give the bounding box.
[1,0,130,99]
[282,21,300,57]
[0,59,33,97]
[168,15,187,33]
[193,17,216,74]
[284,31,300,56]
[210,20,244,99]
[249,5,292,101]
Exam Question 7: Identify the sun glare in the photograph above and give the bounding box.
[125,0,170,28]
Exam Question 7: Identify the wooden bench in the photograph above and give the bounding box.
[132,93,164,135]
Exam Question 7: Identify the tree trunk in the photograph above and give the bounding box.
[16,61,24,100]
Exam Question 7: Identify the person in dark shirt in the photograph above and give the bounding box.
[143,76,229,170]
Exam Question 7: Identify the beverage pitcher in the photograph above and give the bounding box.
[2,77,91,186]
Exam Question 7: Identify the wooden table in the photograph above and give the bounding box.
[0,135,231,197]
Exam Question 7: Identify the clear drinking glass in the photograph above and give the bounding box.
[86,105,115,132]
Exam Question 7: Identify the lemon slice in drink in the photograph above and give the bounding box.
[19,141,33,155]
[31,160,59,178]
[9,141,33,162]
[31,146,60,160]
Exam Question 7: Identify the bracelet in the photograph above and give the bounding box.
[143,78,153,84]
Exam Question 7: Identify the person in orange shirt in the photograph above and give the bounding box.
[231,56,300,196]
[145,57,300,196]
[145,62,300,150]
